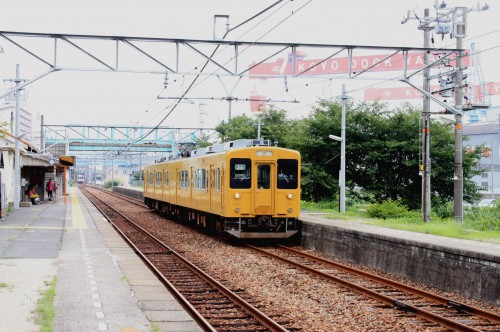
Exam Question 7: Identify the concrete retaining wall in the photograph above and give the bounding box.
[113,186,143,200]
[301,219,500,306]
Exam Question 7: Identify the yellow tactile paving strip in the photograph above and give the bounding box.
[71,191,88,229]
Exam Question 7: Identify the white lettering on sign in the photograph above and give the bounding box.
[493,83,500,93]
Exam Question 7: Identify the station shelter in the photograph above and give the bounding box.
[0,133,67,214]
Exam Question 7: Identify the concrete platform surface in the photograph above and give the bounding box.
[0,188,202,332]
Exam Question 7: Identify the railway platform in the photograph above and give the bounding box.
[0,187,202,332]
[300,212,500,307]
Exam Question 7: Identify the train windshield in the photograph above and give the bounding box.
[277,159,298,189]
[257,165,271,189]
[230,158,251,189]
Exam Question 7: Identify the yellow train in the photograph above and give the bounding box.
[143,139,300,239]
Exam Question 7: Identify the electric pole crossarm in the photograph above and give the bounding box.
[402,79,462,115]
[404,51,457,80]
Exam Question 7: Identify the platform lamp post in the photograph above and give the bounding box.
[328,85,348,213]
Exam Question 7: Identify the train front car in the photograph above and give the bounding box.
[223,140,300,239]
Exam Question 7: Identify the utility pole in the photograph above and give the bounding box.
[404,4,488,223]
[421,8,432,222]
[14,65,21,209]
[4,64,27,209]
[453,7,467,224]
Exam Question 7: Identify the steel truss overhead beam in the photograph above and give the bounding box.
[0,31,460,80]
[43,124,210,155]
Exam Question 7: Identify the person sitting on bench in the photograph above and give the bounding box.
[28,185,40,205]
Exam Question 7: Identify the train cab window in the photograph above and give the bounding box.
[257,164,271,189]
[230,158,251,189]
[277,159,298,189]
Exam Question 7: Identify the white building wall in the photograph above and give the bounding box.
[1,149,15,209]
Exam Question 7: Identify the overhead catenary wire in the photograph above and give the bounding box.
[126,0,310,151]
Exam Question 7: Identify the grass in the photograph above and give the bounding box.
[0,282,8,288]
[34,276,57,332]
[301,201,500,243]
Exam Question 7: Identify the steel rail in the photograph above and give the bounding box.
[85,185,145,208]
[248,245,488,332]
[82,187,288,332]
[80,187,215,332]
[277,245,500,325]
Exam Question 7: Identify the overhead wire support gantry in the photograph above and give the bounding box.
[0,31,462,90]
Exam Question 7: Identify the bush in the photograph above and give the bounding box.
[464,205,500,231]
[104,180,121,189]
[366,199,409,219]
[433,201,454,219]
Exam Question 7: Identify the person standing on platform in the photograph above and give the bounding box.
[46,178,55,201]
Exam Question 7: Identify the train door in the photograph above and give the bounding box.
[190,166,194,204]
[253,162,275,215]
[220,166,225,210]
[175,168,179,204]
[209,165,215,212]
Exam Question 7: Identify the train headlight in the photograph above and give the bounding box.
[287,193,293,200]
[234,193,241,199]
[288,208,293,213]
[235,208,240,213]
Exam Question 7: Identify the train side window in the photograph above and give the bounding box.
[165,171,169,187]
[230,158,251,189]
[156,172,162,186]
[277,159,298,189]
[148,172,153,185]
[195,169,208,190]
[180,170,190,189]
[257,164,271,189]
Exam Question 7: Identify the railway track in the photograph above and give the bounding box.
[248,245,500,332]
[80,185,145,207]
[80,186,292,332]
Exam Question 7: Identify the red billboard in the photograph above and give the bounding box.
[249,51,469,78]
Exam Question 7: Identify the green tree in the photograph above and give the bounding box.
[291,100,482,209]
[214,107,293,146]
[131,170,144,181]
[194,132,215,148]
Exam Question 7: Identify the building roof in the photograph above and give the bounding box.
[463,121,499,135]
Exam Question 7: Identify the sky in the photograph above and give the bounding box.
[0,0,499,140]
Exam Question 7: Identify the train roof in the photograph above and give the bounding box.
[191,139,274,157]
[153,139,298,164]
